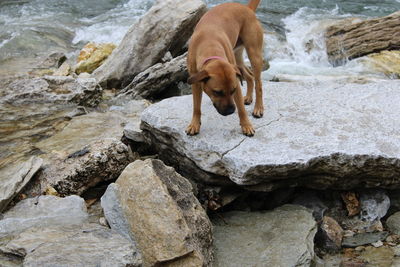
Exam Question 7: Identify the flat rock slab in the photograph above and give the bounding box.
[0,195,88,237]
[1,224,142,267]
[141,80,400,190]
[212,205,317,267]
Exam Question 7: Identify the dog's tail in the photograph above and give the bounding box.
[247,0,261,11]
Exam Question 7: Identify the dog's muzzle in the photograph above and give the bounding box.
[215,104,235,116]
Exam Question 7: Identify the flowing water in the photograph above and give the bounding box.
[1,0,399,77]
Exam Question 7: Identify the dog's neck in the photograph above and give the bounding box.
[202,56,225,66]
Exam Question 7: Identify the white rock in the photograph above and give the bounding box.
[141,80,400,190]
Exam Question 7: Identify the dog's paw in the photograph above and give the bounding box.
[252,106,264,118]
[185,123,200,136]
[244,96,253,105]
[241,124,255,137]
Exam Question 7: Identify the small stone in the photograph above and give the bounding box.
[392,245,400,256]
[75,43,116,74]
[78,72,91,78]
[371,240,383,248]
[53,62,71,76]
[344,230,356,237]
[292,190,327,220]
[359,190,390,222]
[355,246,365,251]
[342,192,360,216]
[315,216,343,252]
[386,212,400,235]
[44,186,59,196]
[39,52,67,69]
[99,217,108,227]
[386,235,395,243]
[342,232,389,248]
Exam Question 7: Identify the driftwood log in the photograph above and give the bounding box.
[325,11,400,66]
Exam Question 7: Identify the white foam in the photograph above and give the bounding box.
[72,0,154,45]
[262,6,388,80]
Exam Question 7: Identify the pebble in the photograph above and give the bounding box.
[371,240,383,248]
[99,217,109,227]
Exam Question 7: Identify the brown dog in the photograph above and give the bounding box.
[186,0,264,137]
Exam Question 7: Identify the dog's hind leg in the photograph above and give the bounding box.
[235,46,254,105]
[241,21,264,118]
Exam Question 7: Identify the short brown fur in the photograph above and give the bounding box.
[186,0,264,136]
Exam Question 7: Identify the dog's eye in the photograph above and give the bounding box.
[213,90,225,97]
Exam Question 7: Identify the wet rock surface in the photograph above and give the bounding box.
[101,159,213,266]
[141,80,400,190]
[212,205,317,267]
[93,0,206,88]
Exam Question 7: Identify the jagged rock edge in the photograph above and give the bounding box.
[142,121,400,189]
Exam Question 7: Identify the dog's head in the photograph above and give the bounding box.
[188,60,242,116]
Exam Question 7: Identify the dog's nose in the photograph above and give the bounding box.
[219,105,235,116]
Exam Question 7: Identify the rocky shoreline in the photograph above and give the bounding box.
[1,0,400,266]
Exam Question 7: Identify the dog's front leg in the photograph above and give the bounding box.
[233,86,255,137]
[186,83,202,135]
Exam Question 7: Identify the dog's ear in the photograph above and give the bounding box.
[234,66,243,86]
[187,70,209,84]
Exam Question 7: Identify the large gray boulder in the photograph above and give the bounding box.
[140,80,400,190]
[212,205,317,267]
[101,159,213,266]
[93,0,206,88]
